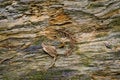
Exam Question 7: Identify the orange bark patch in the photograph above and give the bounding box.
[49,13,71,25]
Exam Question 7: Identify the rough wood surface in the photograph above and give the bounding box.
[0,0,120,80]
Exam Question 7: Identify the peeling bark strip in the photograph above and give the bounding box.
[55,28,77,43]
[55,28,76,55]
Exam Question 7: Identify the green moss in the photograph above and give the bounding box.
[95,32,108,38]
[76,51,97,55]
[75,50,81,55]
[31,21,43,26]
[27,71,46,80]
[2,72,20,80]
[2,70,46,80]
[33,39,41,45]
[80,26,93,32]
[76,51,93,67]
[71,74,91,80]
[0,1,12,8]
[71,75,81,80]
[0,15,7,20]
[78,41,88,44]
[21,69,76,80]
[87,3,104,9]
[112,26,120,32]
[33,36,49,45]
[110,17,120,26]
[81,58,92,67]
[109,17,120,32]
[17,6,28,11]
